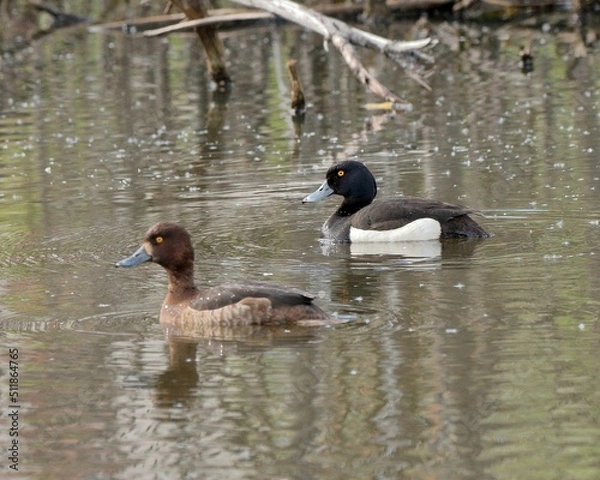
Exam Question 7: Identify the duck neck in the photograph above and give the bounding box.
[165,266,199,303]
[337,196,373,217]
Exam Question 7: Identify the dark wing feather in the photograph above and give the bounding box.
[191,281,316,311]
[351,197,483,231]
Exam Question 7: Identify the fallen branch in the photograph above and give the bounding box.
[89,1,433,105]
[88,13,186,33]
[328,35,406,106]
[232,0,430,59]
[143,10,274,37]
[226,0,431,106]
[91,1,451,33]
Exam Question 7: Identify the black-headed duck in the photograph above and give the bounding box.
[302,160,489,242]
[116,222,331,328]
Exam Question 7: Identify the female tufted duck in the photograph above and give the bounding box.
[302,160,489,242]
[116,223,332,327]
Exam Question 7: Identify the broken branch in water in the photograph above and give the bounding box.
[287,59,306,116]
[92,0,433,106]
[169,0,231,92]
[228,0,431,106]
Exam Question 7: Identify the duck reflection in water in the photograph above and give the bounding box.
[115,223,344,408]
[152,325,328,409]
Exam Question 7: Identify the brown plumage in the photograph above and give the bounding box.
[116,223,332,329]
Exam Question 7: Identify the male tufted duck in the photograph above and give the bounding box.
[302,160,489,242]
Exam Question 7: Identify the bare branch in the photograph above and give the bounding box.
[143,11,274,37]
[229,0,431,104]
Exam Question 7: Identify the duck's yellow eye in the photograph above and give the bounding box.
[155,236,164,244]
[337,170,345,177]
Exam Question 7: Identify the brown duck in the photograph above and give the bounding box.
[116,223,332,330]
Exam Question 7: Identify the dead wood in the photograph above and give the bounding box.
[218,0,433,107]
[89,0,435,106]
[231,0,431,59]
[88,13,186,33]
[91,1,451,33]
[287,59,306,116]
[143,10,274,37]
[170,0,231,91]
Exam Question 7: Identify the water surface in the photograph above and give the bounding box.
[1,17,599,480]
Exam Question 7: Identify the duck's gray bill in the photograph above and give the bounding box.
[302,180,334,203]
[115,245,152,268]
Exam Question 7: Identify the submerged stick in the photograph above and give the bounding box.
[170,0,231,92]
[287,59,306,116]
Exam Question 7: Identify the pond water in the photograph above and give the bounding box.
[1,15,599,480]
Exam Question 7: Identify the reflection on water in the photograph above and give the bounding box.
[1,15,600,480]
[327,238,443,258]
